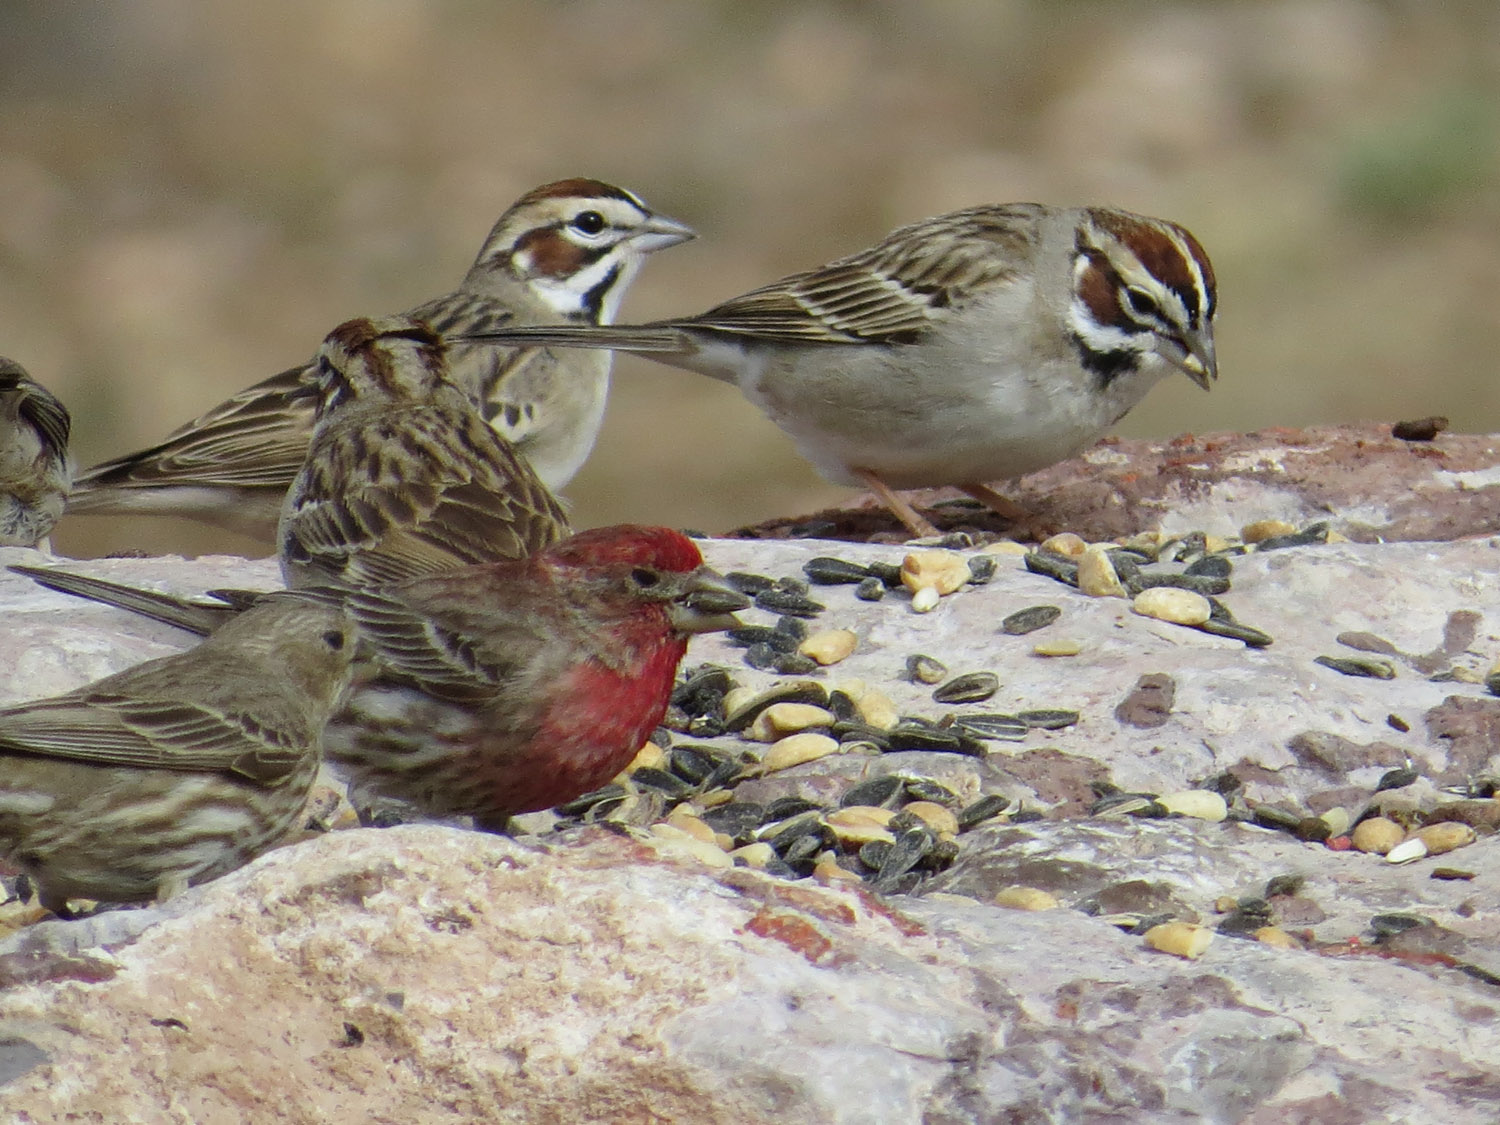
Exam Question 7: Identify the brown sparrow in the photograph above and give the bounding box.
[0,356,72,548]
[458,203,1218,537]
[278,316,569,591]
[0,592,356,916]
[66,179,694,537]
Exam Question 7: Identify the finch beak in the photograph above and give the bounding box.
[669,567,750,634]
[1161,328,1218,391]
[634,214,697,255]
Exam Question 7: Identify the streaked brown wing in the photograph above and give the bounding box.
[76,363,315,491]
[0,693,303,784]
[282,401,568,586]
[681,205,1037,344]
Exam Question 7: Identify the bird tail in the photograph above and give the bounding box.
[454,324,689,354]
[9,564,246,636]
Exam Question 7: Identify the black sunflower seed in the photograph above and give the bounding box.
[864,561,904,587]
[1024,553,1079,587]
[826,690,859,723]
[1255,522,1330,552]
[933,672,1000,705]
[803,557,872,585]
[555,784,627,817]
[1017,709,1080,730]
[725,572,775,595]
[1184,554,1233,580]
[754,589,826,618]
[1370,913,1430,940]
[884,726,984,756]
[873,826,934,890]
[957,793,1011,829]
[727,626,801,653]
[687,716,726,738]
[840,775,905,809]
[1194,617,1273,648]
[631,767,691,797]
[701,801,764,841]
[1251,805,1303,833]
[764,796,823,822]
[668,746,722,786]
[954,714,1028,742]
[724,682,829,731]
[831,721,893,749]
[670,666,734,715]
[1375,767,1419,792]
[1315,655,1396,679]
[1002,605,1061,635]
[1133,572,1230,596]
[854,577,886,601]
[765,811,827,852]
[966,555,998,585]
[902,778,958,805]
[774,615,809,641]
[1264,874,1305,898]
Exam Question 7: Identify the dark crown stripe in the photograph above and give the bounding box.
[513,178,644,209]
[1090,211,1207,325]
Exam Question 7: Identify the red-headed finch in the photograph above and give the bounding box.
[15,525,746,831]
[0,594,357,916]
[0,356,72,548]
[278,315,569,590]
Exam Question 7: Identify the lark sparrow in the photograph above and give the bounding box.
[458,203,1218,537]
[66,178,694,537]
[278,316,570,591]
[0,357,73,548]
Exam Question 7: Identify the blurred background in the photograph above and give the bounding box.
[1,0,1497,559]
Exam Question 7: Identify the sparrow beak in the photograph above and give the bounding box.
[634,213,697,255]
[1161,328,1218,391]
[669,566,750,634]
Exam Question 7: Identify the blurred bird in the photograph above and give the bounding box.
[65,178,695,537]
[278,316,568,591]
[0,594,357,917]
[15,525,747,830]
[458,203,1217,537]
[0,356,73,548]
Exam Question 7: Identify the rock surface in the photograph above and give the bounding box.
[1,448,1499,1121]
[732,424,1500,544]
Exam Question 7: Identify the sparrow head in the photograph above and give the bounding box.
[306,316,451,416]
[544,525,749,636]
[468,178,695,324]
[0,355,71,454]
[1068,209,1218,391]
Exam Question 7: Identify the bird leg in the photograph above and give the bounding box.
[852,468,941,539]
[958,482,1031,522]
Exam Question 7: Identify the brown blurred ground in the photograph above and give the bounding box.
[1,1,1497,559]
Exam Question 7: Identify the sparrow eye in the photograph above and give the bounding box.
[322,629,347,651]
[629,567,661,589]
[570,210,607,236]
[1124,287,1160,320]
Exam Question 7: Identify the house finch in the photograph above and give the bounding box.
[65,179,694,537]
[0,594,357,916]
[279,315,569,590]
[0,356,72,548]
[15,525,747,830]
